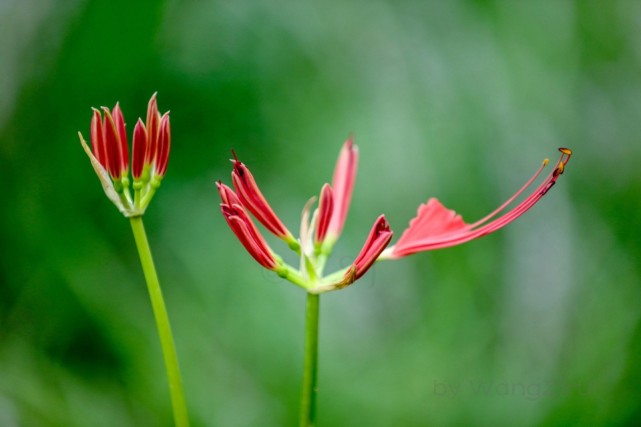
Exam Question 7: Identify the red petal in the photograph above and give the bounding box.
[393,198,470,253]
[155,113,171,176]
[145,93,159,165]
[314,184,334,244]
[132,119,148,179]
[327,137,358,239]
[112,103,129,173]
[101,107,124,179]
[90,109,107,168]
[351,215,393,280]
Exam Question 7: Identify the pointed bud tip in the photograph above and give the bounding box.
[230,150,245,176]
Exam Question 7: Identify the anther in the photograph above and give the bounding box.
[554,161,565,176]
[558,147,572,155]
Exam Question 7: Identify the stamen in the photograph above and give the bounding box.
[392,147,572,257]
[559,147,572,167]
[468,158,548,229]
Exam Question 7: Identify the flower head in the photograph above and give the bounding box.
[381,148,573,258]
[79,93,170,216]
[217,141,571,293]
[217,138,386,293]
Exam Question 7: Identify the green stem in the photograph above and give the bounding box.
[299,292,320,427]
[129,216,190,427]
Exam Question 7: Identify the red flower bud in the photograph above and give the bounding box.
[132,119,148,180]
[314,184,334,245]
[221,203,278,270]
[156,113,171,177]
[347,215,393,281]
[231,153,294,242]
[80,93,171,216]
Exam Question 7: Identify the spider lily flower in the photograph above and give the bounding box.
[380,148,573,259]
[231,152,299,249]
[218,138,381,293]
[79,93,170,217]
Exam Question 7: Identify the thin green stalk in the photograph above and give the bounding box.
[130,216,190,427]
[299,292,320,427]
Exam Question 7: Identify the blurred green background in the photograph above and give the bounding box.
[1,0,640,426]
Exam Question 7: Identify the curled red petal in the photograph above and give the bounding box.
[349,215,393,280]
[392,198,470,255]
